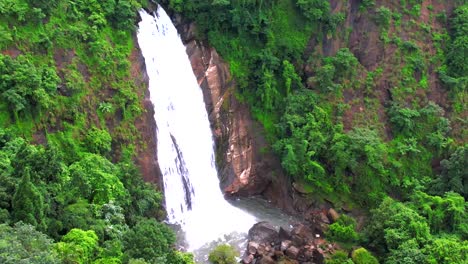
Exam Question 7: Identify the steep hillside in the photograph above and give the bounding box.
[0,0,193,263]
[164,0,467,262]
[0,0,466,263]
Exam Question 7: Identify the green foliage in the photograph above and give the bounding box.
[374,6,392,29]
[422,236,468,264]
[0,1,189,264]
[55,228,100,264]
[122,218,176,263]
[296,0,331,21]
[360,0,375,11]
[313,63,339,92]
[282,60,304,95]
[447,4,468,79]
[167,251,196,264]
[331,127,388,204]
[326,214,359,243]
[409,191,467,238]
[0,55,59,117]
[351,248,379,264]
[310,48,359,92]
[84,127,112,155]
[274,89,333,192]
[0,222,60,264]
[117,160,163,224]
[11,169,46,230]
[208,244,239,264]
[387,102,452,153]
[68,153,128,206]
[431,145,467,199]
[61,199,96,233]
[385,239,427,264]
[325,250,353,264]
[363,197,431,255]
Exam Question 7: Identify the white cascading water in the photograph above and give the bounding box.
[137,7,257,251]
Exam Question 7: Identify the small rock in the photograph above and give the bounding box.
[314,248,325,263]
[285,246,300,259]
[319,212,330,224]
[248,241,259,255]
[257,244,267,256]
[328,208,339,223]
[242,254,254,264]
[279,227,291,240]
[281,240,292,251]
[291,234,305,246]
[291,224,314,240]
[258,256,275,264]
[274,250,284,258]
[303,247,314,260]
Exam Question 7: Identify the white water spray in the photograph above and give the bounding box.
[137,7,256,251]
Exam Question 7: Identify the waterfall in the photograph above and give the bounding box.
[137,7,256,251]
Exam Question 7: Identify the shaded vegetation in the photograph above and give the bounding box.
[165,0,467,263]
[0,0,192,263]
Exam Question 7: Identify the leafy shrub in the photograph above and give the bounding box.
[208,244,239,264]
[123,218,176,263]
[326,215,358,243]
[430,145,467,199]
[351,248,379,264]
[84,127,112,155]
[374,6,392,28]
[296,0,331,21]
[326,250,353,264]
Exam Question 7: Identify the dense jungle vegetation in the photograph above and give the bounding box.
[0,0,194,263]
[0,0,466,263]
[165,0,467,263]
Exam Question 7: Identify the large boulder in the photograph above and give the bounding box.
[285,246,300,259]
[290,224,314,246]
[248,222,279,244]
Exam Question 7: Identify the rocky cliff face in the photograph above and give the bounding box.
[174,19,294,212]
[131,40,162,186]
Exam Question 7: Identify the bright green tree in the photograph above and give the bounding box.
[422,236,468,264]
[55,228,100,264]
[84,127,112,155]
[326,214,358,243]
[208,244,239,264]
[68,153,128,206]
[352,248,379,264]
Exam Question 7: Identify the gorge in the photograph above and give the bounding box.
[137,6,258,257]
[0,1,465,263]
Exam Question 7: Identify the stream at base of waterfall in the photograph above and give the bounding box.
[137,6,298,263]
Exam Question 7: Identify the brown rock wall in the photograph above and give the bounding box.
[176,21,294,212]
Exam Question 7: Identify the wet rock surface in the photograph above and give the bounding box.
[243,221,338,264]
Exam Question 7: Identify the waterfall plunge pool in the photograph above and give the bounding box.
[171,196,301,263]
